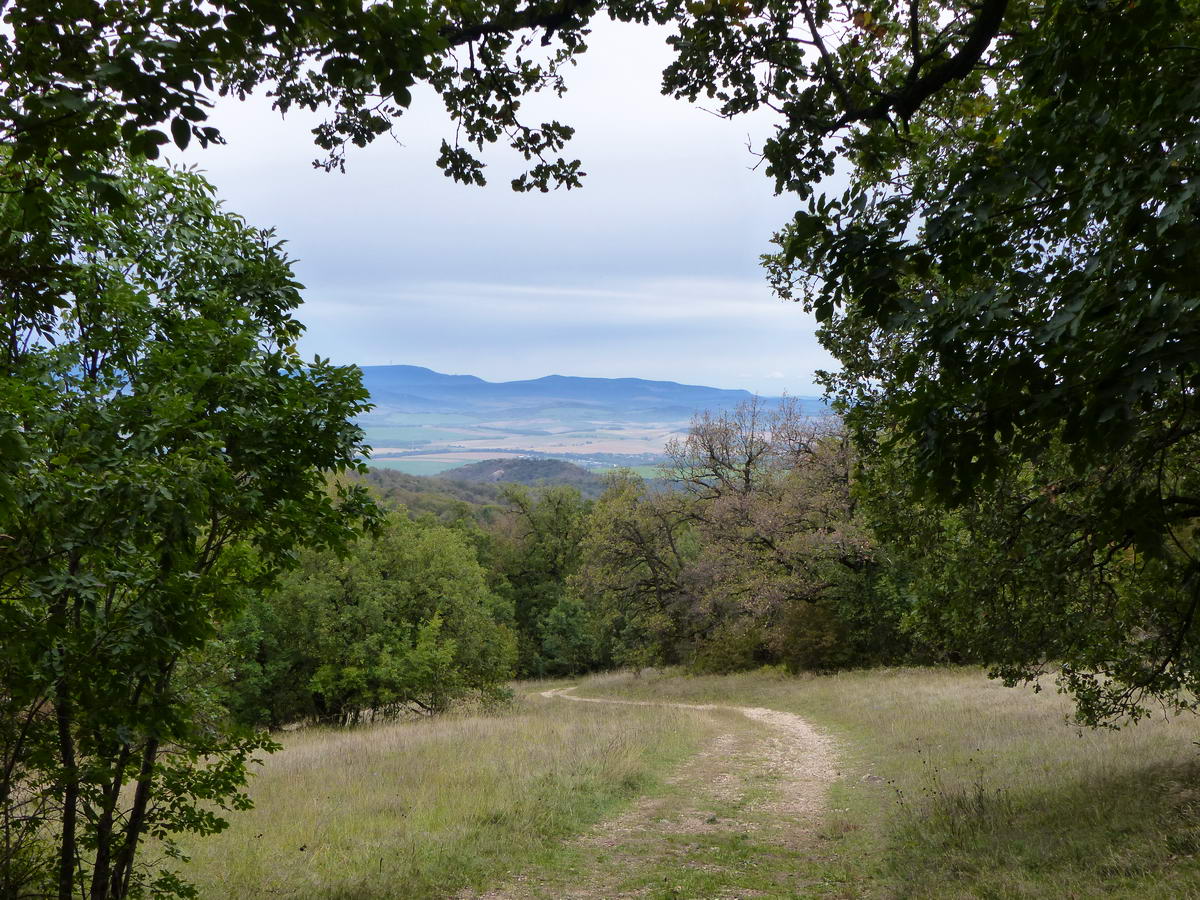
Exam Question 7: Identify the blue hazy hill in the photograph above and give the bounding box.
[359,365,820,418]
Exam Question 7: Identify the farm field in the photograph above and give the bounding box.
[360,457,471,475]
[176,668,1200,898]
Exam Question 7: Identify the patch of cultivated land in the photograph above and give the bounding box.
[178,668,1200,898]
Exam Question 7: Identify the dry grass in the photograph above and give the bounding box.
[577,667,1200,898]
[171,684,708,899]
[169,668,1200,898]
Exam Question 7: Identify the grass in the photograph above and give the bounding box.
[575,667,1200,898]
[172,683,711,899]
[172,668,1200,898]
[471,698,833,899]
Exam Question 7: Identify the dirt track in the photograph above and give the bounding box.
[469,686,839,899]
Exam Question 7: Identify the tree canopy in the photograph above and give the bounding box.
[761,0,1200,720]
[221,512,516,727]
[0,0,600,190]
[769,0,1200,495]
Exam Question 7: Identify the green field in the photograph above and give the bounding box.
[174,687,707,899]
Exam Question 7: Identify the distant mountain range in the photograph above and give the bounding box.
[355,365,824,477]
[358,365,809,420]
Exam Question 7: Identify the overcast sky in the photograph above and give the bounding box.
[177,19,838,395]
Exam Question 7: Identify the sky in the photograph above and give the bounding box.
[178,19,838,396]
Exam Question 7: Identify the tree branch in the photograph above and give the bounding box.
[439,0,596,48]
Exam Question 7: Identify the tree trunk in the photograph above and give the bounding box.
[55,684,78,900]
[107,736,158,900]
[89,744,131,900]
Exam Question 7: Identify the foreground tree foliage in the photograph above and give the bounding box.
[858,432,1200,724]
[760,1,1200,722]
[0,160,373,898]
[221,512,517,727]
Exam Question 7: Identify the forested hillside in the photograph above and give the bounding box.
[355,459,610,523]
[358,468,504,521]
[438,458,609,497]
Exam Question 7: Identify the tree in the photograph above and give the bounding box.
[0,0,600,192]
[857,424,1200,724]
[487,485,590,675]
[223,513,516,726]
[0,158,373,899]
[571,403,899,672]
[767,0,1200,491]
[570,471,697,669]
[0,0,1031,203]
[756,1,1200,720]
[665,398,887,670]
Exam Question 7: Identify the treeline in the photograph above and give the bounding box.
[214,398,928,731]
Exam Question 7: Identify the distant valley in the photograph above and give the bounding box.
[357,365,823,476]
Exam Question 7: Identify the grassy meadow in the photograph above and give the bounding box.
[173,668,1200,898]
[173,685,711,898]
[578,668,1200,898]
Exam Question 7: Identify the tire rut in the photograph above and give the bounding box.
[466,686,839,899]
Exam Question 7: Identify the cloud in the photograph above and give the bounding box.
[311,277,802,322]
[295,276,837,395]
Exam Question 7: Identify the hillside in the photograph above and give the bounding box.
[358,468,504,521]
[358,459,613,519]
[440,458,607,496]
[359,365,768,418]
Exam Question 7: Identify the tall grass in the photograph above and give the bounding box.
[173,685,707,898]
[578,667,1200,898]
